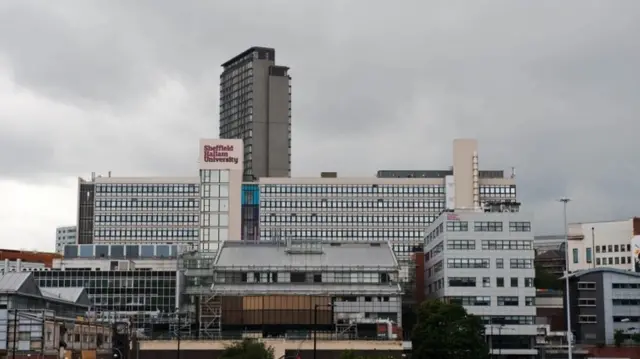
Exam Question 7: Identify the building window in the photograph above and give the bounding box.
[447,240,475,250]
[497,296,519,306]
[509,259,533,269]
[474,221,503,232]
[448,277,476,287]
[525,297,535,306]
[496,258,504,269]
[572,248,579,264]
[497,277,504,287]
[524,278,534,287]
[577,282,596,290]
[510,277,518,287]
[578,298,596,306]
[446,221,469,232]
[483,277,491,287]
[447,296,491,306]
[446,258,490,269]
[509,221,531,232]
[586,248,593,263]
[578,315,597,324]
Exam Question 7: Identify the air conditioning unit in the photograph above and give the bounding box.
[118,261,130,271]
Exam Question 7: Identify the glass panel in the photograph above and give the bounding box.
[157,245,170,258]
[141,245,155,258]
[64,245,78,258]
[79,245,93,257]
[126,245,139,259]
[111,245,124,258]
[95,245,109,258]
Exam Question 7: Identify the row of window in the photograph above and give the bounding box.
[446,258,534,269]
[447,276,534,288]
[446,240,533,251]
[260,185,446,195]
[445,221,531,232]
[259,229,424,239]
[612,299,640,306]
[95,183,198,194]
[93,229,200,239]
[612,283,640,289]
[216,272,393,284]
[597,243,631,253]
[96,199,199,209]
[64,244,179,258]
[445,296,534,307]
[260,200,446,210]
[260,214,436,225]
[597,256,633,266]
[95,215,199,224]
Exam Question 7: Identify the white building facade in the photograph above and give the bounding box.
[567,217,640,273]
[74,139,244,252]
[258,139,517,269]
[423,208,537,357]
[55,225,77,253]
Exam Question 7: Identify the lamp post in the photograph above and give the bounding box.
[559,197,573,359]
[313,304,332,359]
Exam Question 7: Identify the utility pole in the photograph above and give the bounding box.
[591,227,597,269]
[560,197,574,359]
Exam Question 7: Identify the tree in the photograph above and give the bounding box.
[220,339,275,359]
[411,299,490,359]
[614,329,625,347]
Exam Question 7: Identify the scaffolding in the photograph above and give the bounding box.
[178,250,222,339]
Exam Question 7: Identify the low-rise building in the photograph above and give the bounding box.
[0,249,62,275]
[565,267,640,345]
[0,272,111,358]
[181,240,404,339]
[34,243,181,331]
[423,206,538,357]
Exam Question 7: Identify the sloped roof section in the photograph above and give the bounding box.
[0,272,42,296]
[41,288,91,307]
[215,241,399,269]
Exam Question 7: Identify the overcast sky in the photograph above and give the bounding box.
[1,1,639,251]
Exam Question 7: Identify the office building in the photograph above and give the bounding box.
[35,243,179,332]
[220,47,291,180]
[75,139,243,252]
[0,272,111,356]
[567,217,640,272]
[564,267,640,345]
[182,240,403,339]
[423,206,538,357]
[56,225,77,253]
[256,139,517,270]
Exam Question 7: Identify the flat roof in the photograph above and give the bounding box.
[221,46,275,68]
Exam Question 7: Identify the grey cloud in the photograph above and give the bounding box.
[0,0,639,236]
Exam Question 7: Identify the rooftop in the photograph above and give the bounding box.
[215,241,400,269]
[0,272,90,308]
[563,267,640,279]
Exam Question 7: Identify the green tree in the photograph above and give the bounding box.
[614,329,625,347]
[220,339,275,359]
[534,265,562,290]
[411,299,490,359]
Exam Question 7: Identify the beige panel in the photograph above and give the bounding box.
[453,138,477,208]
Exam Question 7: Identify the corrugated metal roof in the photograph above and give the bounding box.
[41,288,85,303]
[0,272,32,292]
[212,283,402,295]
[215,241,399,269]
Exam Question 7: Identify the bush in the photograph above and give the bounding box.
[614,329,625,347]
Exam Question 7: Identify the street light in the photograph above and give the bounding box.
[313,304,332,359]
[559,197,573,359]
